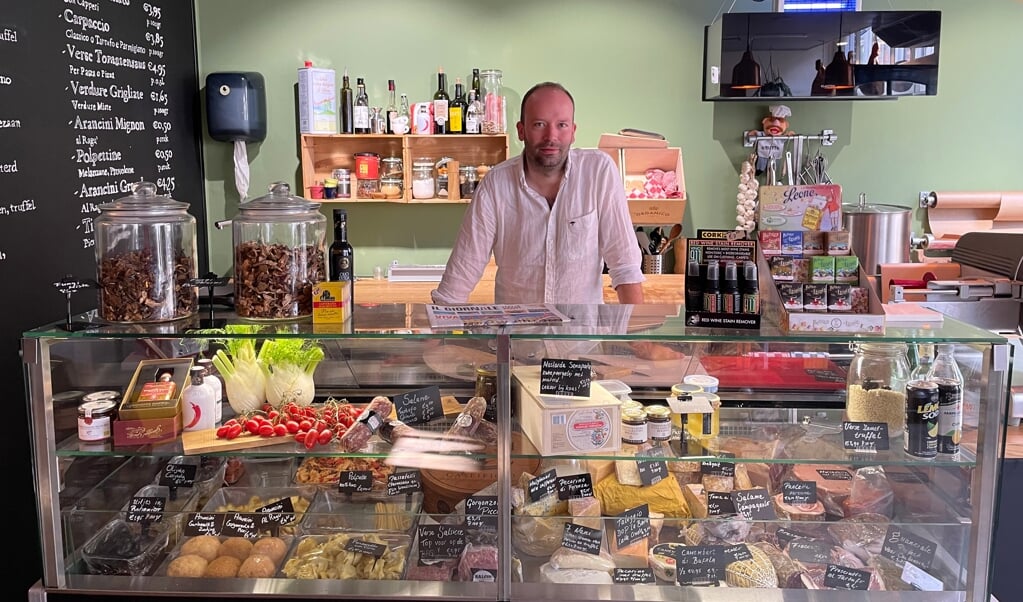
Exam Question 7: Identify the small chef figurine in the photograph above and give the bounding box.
[753,104,793,177]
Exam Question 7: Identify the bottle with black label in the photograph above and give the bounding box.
[702,261,721,312]
[449,78,467,135]
[432,67,449,134]
[354,77,370,134]
[928,344,963,455]
[340,69,354,134]
[329,209,354,302]
[465,90,482,135]
[385,79,398,134]
[471,68,481,101]
[721,261,740,313]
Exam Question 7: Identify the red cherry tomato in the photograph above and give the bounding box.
[317,428,333,445]
[258,424,274,437]
[245,419,260,435]
[224,418,239,427]
[286,420,300,434]
[267,410,280,420]
[216,425,230,439]
[226,424,243,439]
[294,431,307,444]
[299,419,312,432]
[304,429,318,449]
[273,424,287,437]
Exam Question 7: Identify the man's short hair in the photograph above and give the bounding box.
[519,82,574,122]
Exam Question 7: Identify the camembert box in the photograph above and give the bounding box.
[513,365,621,456]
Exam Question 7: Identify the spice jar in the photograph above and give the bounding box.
[231,181,327,320]
[412,159,435,199]
[846,342,910,435]
[94,181,198,323]
[459,164,478,199]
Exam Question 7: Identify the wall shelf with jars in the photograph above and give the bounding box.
[300,134,508,204]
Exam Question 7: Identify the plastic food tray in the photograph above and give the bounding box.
[201,486,319,536]
[232,457,297,488]
[120,484,200,544]
[301,489,423,536]
[280,531,411,580]
[80,517,171,576]
[155,533,294,578]
[157,456,228,506]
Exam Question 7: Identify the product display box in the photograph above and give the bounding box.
[683,232,761,330]
[757,184,843,232]
[598,139,686,226]
[113,414,183,446]
[312,281,352,324]
[512,365,621,456]
[118,358,191,421]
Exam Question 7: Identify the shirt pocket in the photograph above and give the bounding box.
[561,210,597,261]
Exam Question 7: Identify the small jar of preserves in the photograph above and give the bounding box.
[78,399,116,442]
[621,407,648,445]
[645,405,672,441]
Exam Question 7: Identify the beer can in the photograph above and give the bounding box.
[905,379,939,458]
[935,377,963,455]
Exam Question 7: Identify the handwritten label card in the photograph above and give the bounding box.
[345,538,387,559]
[540,358,592,397]
[127,495,165,524]
[787,539,833,564]
[528,469,558,502]
[557,473,594,500]
[183,512,223,536]
[707,492,736,516]
[724,544,753,563]
[637,459,669,486]
[338,470,374,494]
[776,527,815,549]
[881,526,938,569]
[701,461,735,477]
[824,564,872,590]
[387,470,422,496]
[562,523,602,555]
[256,496,296,528]
[675,545,726,585]
[614,505,650,549]
[782,480,818,505]
[465,495,498,531]
[842,421,890,452]
[221,513,260,538]
[417,524,467,561]
[394,385,444,426]
[613,568,655,584]
[731,488,776,520]
[159,462,197,488]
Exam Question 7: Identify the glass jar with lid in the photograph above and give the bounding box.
[411,158,435,199]
[459,164,479,199]
[231,181,327,320]
[94,181,198,323]
[479,69,504,133]
[845,342,911,435]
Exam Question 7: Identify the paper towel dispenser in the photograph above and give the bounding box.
[206,71,267,143]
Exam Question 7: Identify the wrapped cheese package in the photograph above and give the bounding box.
[594,473,690,519]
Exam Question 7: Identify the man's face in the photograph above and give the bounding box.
[762,115,788,136]
[517,87,577,173]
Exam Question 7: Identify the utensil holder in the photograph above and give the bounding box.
[642,255,663,275]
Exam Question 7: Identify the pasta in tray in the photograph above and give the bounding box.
[282,533,408,580]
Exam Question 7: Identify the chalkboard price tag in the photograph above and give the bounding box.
[188,275,230,288]
[707,492,736,516]
[256,496,296,526]
[394,385,444,426]
[387,470,422,496]
[557,473,594,500]
[221,513,260,538]
[159,462,197,489]
[613,568,655,584]
[787,539,833,564]
[823,564,872,590]
[345,538,387,559]
[417,524,467,561]
[842,421,890,452]
[806,368,845,383]
[126,495,166,524]
[528,469,558,502]
[465,495,498,531]
[731,488,776,520]
[724,544,753,563]
[183,512,224,536]
[700,461,735,476]
[675,545,726,585]
[782,480,818,505]
[817,468,853,481]
[881,525,937,569]
[53,275,93,294]
[637,459,669,486]
[614,504,650,549]
[776,527,815,549]
[562,522,602,555]
[338,470,374,494]
[539,358,592,397]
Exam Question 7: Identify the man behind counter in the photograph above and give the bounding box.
[431,82,645,305]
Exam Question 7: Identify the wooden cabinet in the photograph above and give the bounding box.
[300,133,508,203]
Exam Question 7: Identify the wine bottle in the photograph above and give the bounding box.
[385,79,398,134]
[465,89,481,135]
[353,77,370,134]
[329,209,354,303]
[432,67,449,135]
[340,69,354,134]
[471,67,481,100]
[449,78,466,135]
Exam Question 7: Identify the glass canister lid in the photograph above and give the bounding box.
[98,181,190,216]
[236,181,320,215]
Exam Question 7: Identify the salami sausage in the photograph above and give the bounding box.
[339,396,393,452]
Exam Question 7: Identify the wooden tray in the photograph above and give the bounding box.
[181,428,295,455]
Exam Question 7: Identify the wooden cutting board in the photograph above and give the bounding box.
[181,428,295,455]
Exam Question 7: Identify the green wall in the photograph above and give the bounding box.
[196,0,1023,277]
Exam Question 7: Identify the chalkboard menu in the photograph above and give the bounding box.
[0,3,203,588]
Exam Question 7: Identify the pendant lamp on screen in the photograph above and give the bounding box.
[824,12,855,89]
[731,14,762,90]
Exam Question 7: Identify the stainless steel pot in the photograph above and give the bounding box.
[842,193,913,274]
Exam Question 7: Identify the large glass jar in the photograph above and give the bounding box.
[94,181,198,323]
[479,69,505,133]
[411,158,435,199]
[231,182,327,320]
[845,342,911,436]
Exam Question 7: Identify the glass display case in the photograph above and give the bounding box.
[23,304,1009,601]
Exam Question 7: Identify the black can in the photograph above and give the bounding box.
[905,379,939,458]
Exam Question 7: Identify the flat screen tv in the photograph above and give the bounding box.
[703,10,941,101]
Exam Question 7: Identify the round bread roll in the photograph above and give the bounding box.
[218,537,254,561]
[166,553,208,578]
[180,535,221,562]
[204,554,242,578]
[237,553,276,578]
[252,537,288,565]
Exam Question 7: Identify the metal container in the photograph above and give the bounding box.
[842,193,912,274]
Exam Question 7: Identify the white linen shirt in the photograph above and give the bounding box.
[432,149,644,305]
